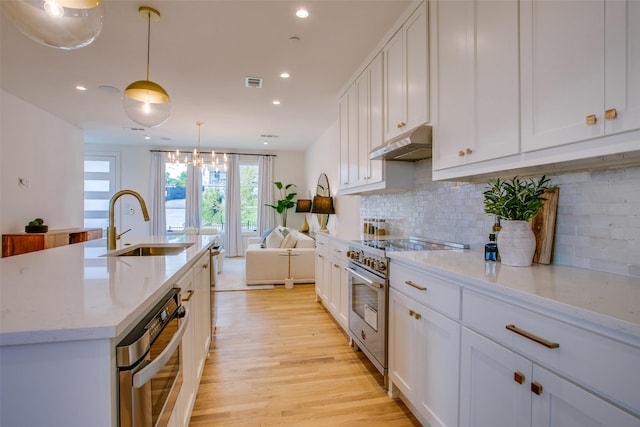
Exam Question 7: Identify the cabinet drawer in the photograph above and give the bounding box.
[315,234,330,255]
[463,289,640,415]
[330,239,349,262]
[389,262,461,320]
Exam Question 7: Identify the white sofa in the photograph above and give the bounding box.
[245,228,316,285]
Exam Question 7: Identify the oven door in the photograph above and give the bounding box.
[119,306,188,427]
[347,263,388,376]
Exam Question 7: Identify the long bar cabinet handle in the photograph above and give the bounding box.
[505,324,559,349]
[404,280,427,291]
[181,289,195,302]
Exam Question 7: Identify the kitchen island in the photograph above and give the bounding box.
[0,234,217,427]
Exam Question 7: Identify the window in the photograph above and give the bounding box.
[165,159,259,233]
[84,154,117,231]
[165,162,187,232]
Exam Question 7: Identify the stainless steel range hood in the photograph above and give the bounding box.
[368,125,432,161]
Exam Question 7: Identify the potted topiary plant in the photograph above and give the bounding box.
[265,182,297,227]
[483,175,553,267]
[25,217,48,233]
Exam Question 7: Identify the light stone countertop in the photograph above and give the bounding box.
[388,249,640,342]
[0,234,217,347]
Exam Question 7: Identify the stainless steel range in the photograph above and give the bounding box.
[346,236,467,386]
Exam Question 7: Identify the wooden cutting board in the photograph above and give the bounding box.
[530,187,559,264]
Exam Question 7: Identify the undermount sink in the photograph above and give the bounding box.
[104,243,194,257]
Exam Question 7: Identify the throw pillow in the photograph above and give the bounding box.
[278,227,291,238]
[265,228,284,248]
[280,231,299,248]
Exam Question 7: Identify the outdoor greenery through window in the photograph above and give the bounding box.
[165,161,258,233]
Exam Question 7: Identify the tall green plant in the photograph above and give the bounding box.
[265,182,297,226]
[483,175,552,221]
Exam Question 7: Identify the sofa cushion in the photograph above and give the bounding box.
[265,228,285,248]
[281,231,299,248]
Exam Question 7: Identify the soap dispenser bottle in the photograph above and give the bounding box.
[484,233,498,261]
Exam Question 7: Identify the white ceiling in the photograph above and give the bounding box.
[1,0,412,152]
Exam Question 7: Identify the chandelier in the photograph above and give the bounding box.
[168,122,228,172]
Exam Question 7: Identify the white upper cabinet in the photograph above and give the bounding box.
[384,1,429,142]
[521,0,640,152]
[431,0,520,171]
[339,85,357,191]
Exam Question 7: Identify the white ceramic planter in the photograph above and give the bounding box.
[497,220,536,267]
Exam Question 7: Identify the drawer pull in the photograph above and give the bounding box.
[514,371,525,385]
[181,289,195,302]
[506,324,559,349]
[586,114,597,125]
[531,381,543,396]
[605,108,617,120]
[408,309,422,320]
[409,309,415,317]
[404,280,427,291]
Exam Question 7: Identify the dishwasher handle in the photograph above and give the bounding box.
[132,306,189,389]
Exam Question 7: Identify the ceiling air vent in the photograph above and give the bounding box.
[245,77,263,88]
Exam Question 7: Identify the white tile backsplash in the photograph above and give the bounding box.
[360,160,640,277]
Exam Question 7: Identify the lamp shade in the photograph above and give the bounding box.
[295,199,312,213]
[310,196,335,214]
[2,0,104,50]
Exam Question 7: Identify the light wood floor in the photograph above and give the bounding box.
[189,284,421,426]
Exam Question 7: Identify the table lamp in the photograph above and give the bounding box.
[295,199,312,232]
[310,196,335,232]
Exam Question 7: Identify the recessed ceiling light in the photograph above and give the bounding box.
[296,8,309,18]
[280,72,290,79]
[272,100,281,105]
[144,135,151,140]
[76,85,87,91]
[263,141,269,145]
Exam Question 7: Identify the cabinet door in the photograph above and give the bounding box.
[384,27,406,141]
[432,0,519,170]
[338,262,349,330]
[194,253,211,374]
[339,86,357,190]
[384,2,428,142]
[521,0,605,151]
[416,299,460,427]
[460,327,531,427]
[356,70,370,186]
[404,2,428,134]
[330,261,342,316]
[368,52,384,184]
[531,365,640,427]
[175,270,196,427]
[605,0,640,136]
[315,252,328,304]
[389,288,421,402]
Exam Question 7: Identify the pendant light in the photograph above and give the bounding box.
[1,0,104,50]
[122,6,170,128]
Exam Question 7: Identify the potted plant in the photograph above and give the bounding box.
[25,217,48,233]
[265,182,297,227]
[483,175,553,267]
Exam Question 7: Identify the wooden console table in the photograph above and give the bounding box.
[2,228,103,258]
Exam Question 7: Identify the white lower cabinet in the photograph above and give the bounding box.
[175,251,212,427]
[389,288,460,427]
[315,235,349,332]
[460,327,639,427]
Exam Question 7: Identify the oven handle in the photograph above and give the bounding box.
[346,267,384,289]
[132,306,190,389]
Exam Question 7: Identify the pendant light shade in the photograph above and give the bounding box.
[1,0,104,50]
[122,6,170,128]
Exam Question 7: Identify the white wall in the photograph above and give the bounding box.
[304,119,361,236]
[1,90,84,234]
